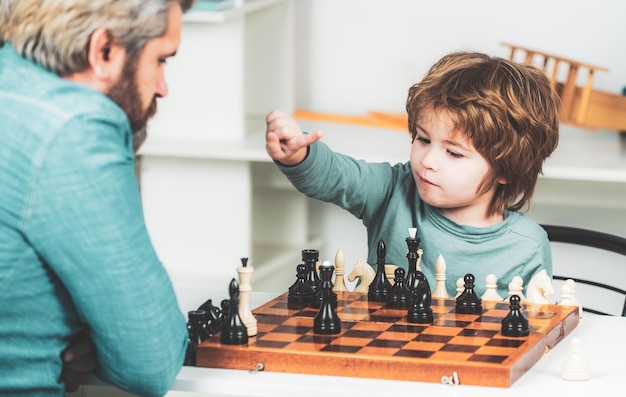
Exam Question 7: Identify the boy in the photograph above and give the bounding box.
[265,51,560,298]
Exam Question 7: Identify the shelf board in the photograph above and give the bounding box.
[184,0,287,23]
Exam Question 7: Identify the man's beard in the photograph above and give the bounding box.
[107,58,158,153]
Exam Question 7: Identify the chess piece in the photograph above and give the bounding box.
[197,298,222,336]
[563,279,583,318]
[455,277,464,298]
[432,255,449,298]
[312,261,337,309]
[184,310,212,366]
[405,228,421,291]
[385,264,398,285]
[332,249,349,292]
[368,239,392,301]
[526,269,555,304]
[347,258,376,292]
[481,274,504,301]
[313,263,341,334]
[511,276,527,301]
[501,294,529,337]
[386,268,411,309]
[456,274,482,314]
[506,278,526,302]
[302,249,321,292]
[220,278,249,345]
[288,263,314,305]
[561,337,590,381]
[237,257,257,337]
[407,271,434,324]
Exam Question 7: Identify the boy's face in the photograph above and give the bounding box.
[410,107,502,226]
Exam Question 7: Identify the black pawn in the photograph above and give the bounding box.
[184,310,211,366]
[220,278,248,345]
[455,274,483,314]
[288,263,314,305]
[313,264,341,334]
[386,268,411,309]
[302,249,321,292]
[501,294,529,337]
[368,240,392,301]
[407,271,434,324]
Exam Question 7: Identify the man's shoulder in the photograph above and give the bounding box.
[0,45,126,127]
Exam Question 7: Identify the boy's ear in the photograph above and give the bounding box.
[497,176,508,185]
[86,28,126,83]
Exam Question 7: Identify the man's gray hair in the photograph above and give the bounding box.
[0,0,196,75]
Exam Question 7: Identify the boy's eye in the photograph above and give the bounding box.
[416,136,430,145]
[447,150,463,159]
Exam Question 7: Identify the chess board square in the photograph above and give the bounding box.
[413,333,454,344]
[366,339,407,349]
[387,323,429,333]
[342,329,383,339]
[274,324,312,335]
[468,353,509,364]
[420,325,464,336]
[439,343,480,353]
[393,348,435,359]
[329,336,373,347]
[429,350,474,361]
[320,344,363,353]
[403,340,446,352]
[457,329,499,338]
[349,321,391,332]
[254,339,291,349]
[485,338,526,348]
[448,335,492,346]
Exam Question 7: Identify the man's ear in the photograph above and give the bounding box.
[87,28,126,83]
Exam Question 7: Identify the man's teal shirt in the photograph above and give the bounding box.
[0,44,187,396]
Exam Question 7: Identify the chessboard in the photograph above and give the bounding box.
[195,291,579,387]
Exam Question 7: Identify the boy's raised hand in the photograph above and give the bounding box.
[265,110,323,166]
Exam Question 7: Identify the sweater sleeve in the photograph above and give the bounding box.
[23,114,187,396]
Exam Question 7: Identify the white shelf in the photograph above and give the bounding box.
[185,0,288,24]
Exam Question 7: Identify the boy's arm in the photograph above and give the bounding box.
[265,110,323,166]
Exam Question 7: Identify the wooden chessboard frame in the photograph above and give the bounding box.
[196,291,579,388]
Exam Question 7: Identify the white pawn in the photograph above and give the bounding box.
[332,249,349,292]
[565,279,583,318]
[481,274,503,301]
[561,337,590,381]
[432,255,449,298]
[506,279,526,303]
[455,277,464,298]
[558,283,574,306]
[512,276,527,301]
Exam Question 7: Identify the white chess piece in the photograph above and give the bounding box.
[481,274,503,301]
[385,264,398,285]
[561,337,590,381]
[332,249,349,292]
[237,258,257,336]
[565,279,583,318]
[506,279,526,302]
[526,269,555,304]
[455,277,464,298]
[432,255,449,298]
[558,283,575,306]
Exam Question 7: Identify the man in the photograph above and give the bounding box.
[0,1,196,395]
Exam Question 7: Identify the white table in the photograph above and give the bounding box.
[167,287,623,397]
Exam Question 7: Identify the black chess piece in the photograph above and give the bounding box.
[220,278,248,345]
[302,249,321,292]
[501,294,529,337]
[405,233,421,291]
[288,263,314,306]
[386,268,411,309]
[197,298,222,336]
[407,271,434,324]
[368,240,392,302]
[455,273,483,314]
[313,264,341,334]
[184,310,212,366]
[311,263,337,309]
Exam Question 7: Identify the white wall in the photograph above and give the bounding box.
[293,0,626,115]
